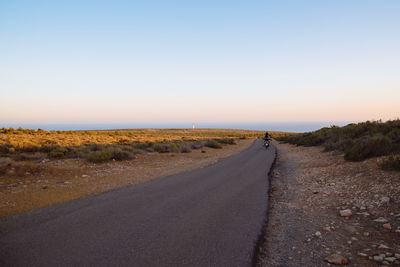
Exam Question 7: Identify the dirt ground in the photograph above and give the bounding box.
[0,139,253,218]
[256,142,400,266]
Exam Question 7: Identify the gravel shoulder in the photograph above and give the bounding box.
[256,142,400,266]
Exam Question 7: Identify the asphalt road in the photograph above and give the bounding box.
[0,139,276,267]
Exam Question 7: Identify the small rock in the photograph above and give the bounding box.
[315,231,322,238]
[360,206,366,210]
[340,209,352,217]
[383,223,392,230]
[351,237,358,241]
[374,255,384,262]
[373,217,388,223]
[306,238,311,242]
[385,257,396,263]
[358,252,368,257]
[82,174,89,178]
[363,232,370,236]
[42,186,48,190]
[325,254,348,265]
[323,226,332,232]
[380,196,390,203]
[378,244,390,249]
[395,253,400,259]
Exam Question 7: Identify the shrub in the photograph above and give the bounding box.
[278,119,400,163]
[205,140,222,149]
[378,155,400,171]
[180,144,192,153]
[86,150,113,163]
[191,142,204,149]
[154,143,171,153]
[344,136,392,161]
[48,147,68,159]
[85,148,134,163]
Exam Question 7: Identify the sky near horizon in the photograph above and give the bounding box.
[1,0,399,125]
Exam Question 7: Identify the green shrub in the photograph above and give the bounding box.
[378,155,400,171]
[86,150,113,163]
[344,135,392,161]
[154,143,171,153]
[278,119,400,163]
[205,140,222,149]
[48,147,68,158]
[85,148,134,163]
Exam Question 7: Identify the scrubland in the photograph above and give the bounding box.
[0,128,288,164]
[278,120,400,170]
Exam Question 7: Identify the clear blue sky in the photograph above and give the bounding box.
[1,0,399,126]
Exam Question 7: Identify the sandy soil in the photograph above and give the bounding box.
[0,139,254,218]
[256,142,400,266]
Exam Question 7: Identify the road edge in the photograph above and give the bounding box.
[252,140,278,266]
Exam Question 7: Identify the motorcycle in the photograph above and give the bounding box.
[263,138,271,149]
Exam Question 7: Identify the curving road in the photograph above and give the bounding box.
[0,139,275,267]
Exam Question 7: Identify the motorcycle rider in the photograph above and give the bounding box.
[264,131,270,140]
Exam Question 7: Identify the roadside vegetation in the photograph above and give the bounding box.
[0,128,289,164]
[278,120,400,170]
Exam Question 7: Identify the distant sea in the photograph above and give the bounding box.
[1,122,356,133]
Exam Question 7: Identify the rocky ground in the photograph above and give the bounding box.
[0,139,253,218]
[256,142,400,266]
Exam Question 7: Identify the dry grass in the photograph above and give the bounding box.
[0,128,288,163]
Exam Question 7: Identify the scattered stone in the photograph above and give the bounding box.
[373,217,388,223]
[315,231,322,238]
[351,237,358,241]
[340,209,352,217]
[385,257,396,262]
[360,206,366,210]
[306,238,311,242]
[363,232,370,236]
[358,252,368,257]
[380,196,390,203]
[382,223,392,230]
[395,253,400,259]
[42,186,48,190]
[325,254,348,265]
[82,174,89,178]
[378,244,390,249]
[374,255,384,262]
[323,226,332,232]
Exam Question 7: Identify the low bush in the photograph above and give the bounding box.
[278,120,400,164]
[378,155,400,171]
[85,148,134,163]
[205,140,223,149]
